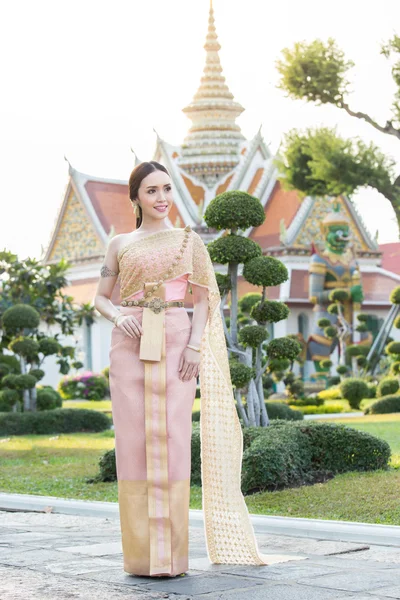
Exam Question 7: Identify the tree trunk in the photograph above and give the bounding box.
[235,389,249,426]
[228,263,239,345]
[20,357,30,411]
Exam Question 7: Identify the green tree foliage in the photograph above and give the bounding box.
[340,378,370,410]
[203,190,297,427]
[276,36,400,233]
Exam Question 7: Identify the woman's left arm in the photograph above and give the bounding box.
[178,284,209,382]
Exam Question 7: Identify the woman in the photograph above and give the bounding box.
[94,161,299,577]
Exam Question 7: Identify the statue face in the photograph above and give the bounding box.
[326,224,350,254]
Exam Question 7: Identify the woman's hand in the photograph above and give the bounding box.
[116,315,143,339]
[179,347,200,381]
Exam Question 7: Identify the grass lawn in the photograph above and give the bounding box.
[1,414,399,525]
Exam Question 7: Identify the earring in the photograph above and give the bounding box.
[132,203,138,216]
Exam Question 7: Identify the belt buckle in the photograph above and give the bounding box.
[147,297,165,314]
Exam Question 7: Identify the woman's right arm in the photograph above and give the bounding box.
[94,238,143,339]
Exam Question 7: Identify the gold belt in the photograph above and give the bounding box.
[121,297,185,314]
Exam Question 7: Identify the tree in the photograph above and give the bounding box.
[204,190,301,427]
[0,252,90,411]
[276,36,400,234]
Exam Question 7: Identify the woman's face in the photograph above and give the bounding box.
[136,170,173,222]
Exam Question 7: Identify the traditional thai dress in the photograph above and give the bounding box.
[109,225,302,577]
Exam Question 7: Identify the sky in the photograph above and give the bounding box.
[1,0,400,260]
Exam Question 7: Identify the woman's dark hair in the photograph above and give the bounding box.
[128,161,170,227]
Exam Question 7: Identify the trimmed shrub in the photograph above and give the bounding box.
[0,389,20,412]
[215,273,232,296]
[0,354,21,374]
[208,235,262,265]
[229,360,254,388]
[30,368,45,382]
[377,377,400,398]
[251,301,290,324]
[0,409,110,435]
[14,374,37,391]
[242,425,312,493]
[265,402,303,421]
[336,365,348,376]
[290,396,324,407]
[365,395,400,415]
[340,378,369,410]
[324,326,337,339]
[329,289,349,302]
[318,318,331,328]
[94,421,390,490]
[320,359,332,369]
[2,304,40,332]
[204,190,266,230]
[238,325,269,348]
[292,403,344,415]
[39,338,61,356]
[266,337,301,361]
[58,372,108,400]
[9,337,39,360]
[327,376,341,387]
[390,361,400,376]
[239,293,262,314]
[241,421,390,493]
[243,256,289,288]
[327,303,339,315]
[36,388,63,411]
[389,286,400,304]
[386,341,400,356]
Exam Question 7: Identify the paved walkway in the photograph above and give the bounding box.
[1,507,400,599]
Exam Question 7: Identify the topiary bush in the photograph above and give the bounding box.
[386,341,400,357]
[389,286,400,304]
[241,425,312,493]
[94,420,390,490]
[0,389,20,412]
[229,360,254,388]
[251,300,290,324]
[365,395,400,415]
[266,337,301,361]
[238,325,269,348]
[29,368,45,382]
[265,402,303,421]
[0,409,111,435]
[377,377,400,398]
[390,361,400,376]
[329,289,350,303]
[340,378,370,410]
[208,234,262,265]
[243,256,289,288]
[241,421,390,494]
[203,190,266,230]
[36,387,63,411]
[2,304,40,332]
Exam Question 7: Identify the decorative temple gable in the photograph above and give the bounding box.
[48,188,105,262]
[293,196,371,252]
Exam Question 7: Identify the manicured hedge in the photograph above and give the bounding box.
[94,420,391,493]
[365,395,400,415]
[0,408,111,436]
[191,401,303,423]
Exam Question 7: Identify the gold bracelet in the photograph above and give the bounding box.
[187,344,201,352]
[112,314,124,327]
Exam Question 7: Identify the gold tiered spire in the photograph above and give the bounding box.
[178,0,245,187]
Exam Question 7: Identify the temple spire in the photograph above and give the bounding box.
[178,1,245,187]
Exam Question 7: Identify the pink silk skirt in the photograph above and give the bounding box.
[109,303,197,576]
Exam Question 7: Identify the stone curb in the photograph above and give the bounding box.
[1,492,399,547]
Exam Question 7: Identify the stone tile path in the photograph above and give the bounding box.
[1,510,399,599]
